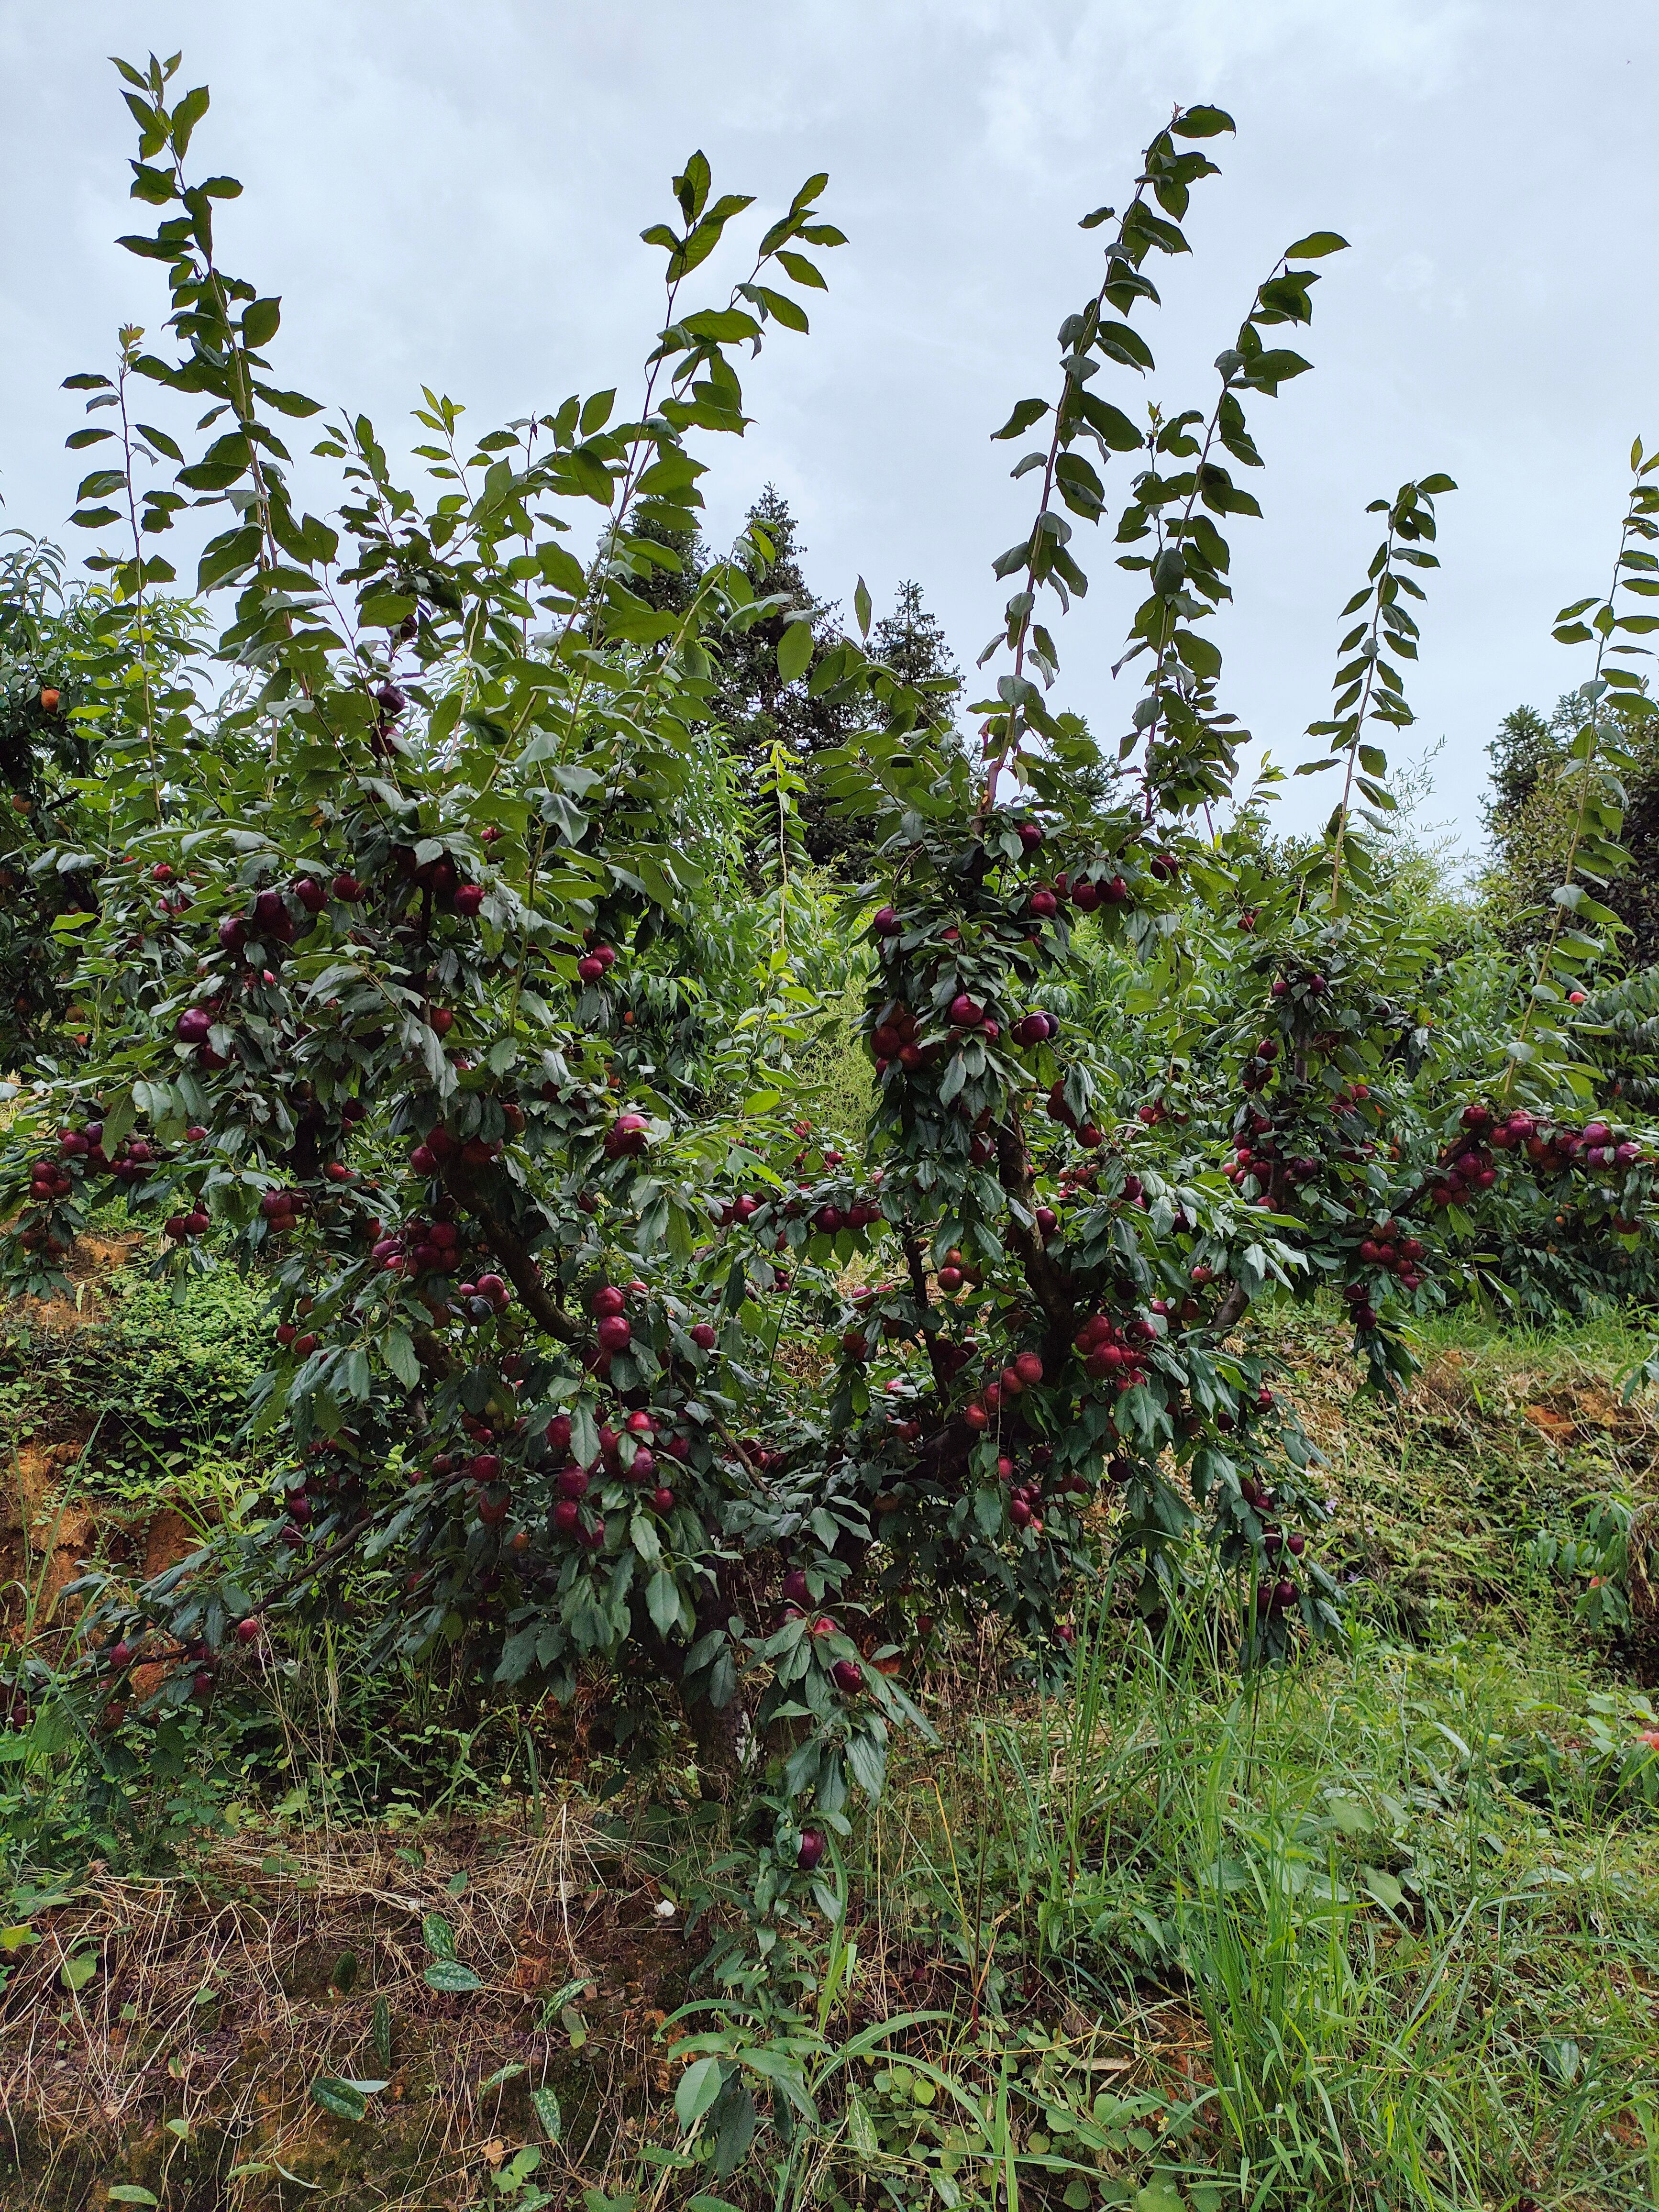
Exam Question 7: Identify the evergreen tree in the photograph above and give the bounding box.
[1484,693,1659,966]
[1484,702,1557,841]
[871,578,959,725]
[713,488,960,874]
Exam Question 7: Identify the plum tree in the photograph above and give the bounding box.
[2,58,1657,1970]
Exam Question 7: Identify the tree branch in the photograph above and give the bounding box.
[442,1161,580,1346]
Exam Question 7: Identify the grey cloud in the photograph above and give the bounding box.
[1,0,1653,853]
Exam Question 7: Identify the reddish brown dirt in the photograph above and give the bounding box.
[1,1232,192,1641]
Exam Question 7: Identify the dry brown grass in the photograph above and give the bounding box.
[0,1809,698,2209]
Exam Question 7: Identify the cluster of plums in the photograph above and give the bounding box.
[1455,1101,1642,1186]
[868,992,1061,1077]
[994,1443,1088,1533]
[276,1438,374,1547]
[575,938,618,985]
[962,1347,1046,1429]
[1044,1079,1104,1150]
[388,841,485,915]
[408,1122,513,1176]
[1239,1474,1306,1613]
[1070,1310,1154,1390]
[778,1581,865,1695]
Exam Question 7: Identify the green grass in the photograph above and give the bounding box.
[835,1609,1659,2212]
[4,1281,1659,2208]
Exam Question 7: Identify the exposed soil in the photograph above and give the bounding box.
[2,1233,197,1643]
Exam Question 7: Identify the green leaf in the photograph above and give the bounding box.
[61,1951,98,1992]
[992,397,1049,442]
[777,618,814,684]
[630,1512,663,1569]
[423,1958,483,1993]
[532,2085,562,2142]
[845,1726,886,1801]
[1078,392,1142,450]
[310,2076,368,2122]
[135,422,184,461]
[1285,231,1349,259]
[358,592,416,629]
[569,1401,599,1470]
[422,1913,456,1960]
[753,285,808,333]
[1362,1866,1405,1910]
[854,575,872,639]
[1173,104,1235,137]
[676,2054,725,2132]
[106,2192,159,2206]
[846,2093,879,2156]
[170,83,210,156]
[385,1328,420,1389]
[646,1569,681,1637]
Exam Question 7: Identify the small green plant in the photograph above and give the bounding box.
[1529,1490,1641,1630]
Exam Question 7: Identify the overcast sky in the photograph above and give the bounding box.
[2,1,1654,857]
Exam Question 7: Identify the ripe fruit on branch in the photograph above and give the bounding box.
[605,1112,650,1158]
[797,1829,827,1872]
